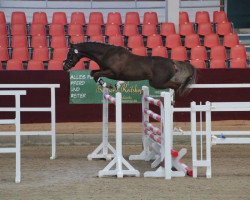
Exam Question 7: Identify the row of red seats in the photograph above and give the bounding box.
[0,32,240,50]
[0,44,247,70]
[0,10,228,27]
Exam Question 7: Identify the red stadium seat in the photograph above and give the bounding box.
[190,45,207,60]
[123,24,139,37]
[86,24,102,36]
[0,11,6,25]
[49,24,65,36]
[210,59,227,68]
[146,34,163,48]
[223,33,239,48]
[11,47,29,61]
[72,58,86,70]
[31,35,47,48]
[89,35,105,43]
[230,45,247,60]
[127,35,144,49]
[165,34,181,49]
[132,47,147,56]
[179,11,189,24]
[52,12,67,25]
[6,59,24,70]
[70,35,85,44]
[125,12,140,25]
[68,24,84,36]
[210,45,227,60]
[32,12,48,26]
[89,12,104,25]
[0,35,8,47]
[50,35,67,48]
[190,59,206,69]
[143,12,158,25]
[11,24,27,36]
[89,60,100,70]
[171,46,187,61]
[0,46,9,61]
[11,11,26,25]
[151,46,168,58]
[107,12,122,26]
[197,22,213,36]
[27,60,45,70]
[179,22,195,37]
[0,24,8,35]
[105,23,121,36]
[32,47,49,61]
[142,23,157,37]
[213,11,228,24]
[70,12,86,25]
[216,21,232,36]
[52,47,68,61]
[195,11,210,24]
[30,23,46,36]
[48,60,63,70]
[185,34,200,49]
[160,22,176,37]
[204,33,220,48]
[108,35,124,47]
[230,58,248,68]
[11,35,28,48]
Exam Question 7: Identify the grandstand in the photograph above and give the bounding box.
[0,0,250,122]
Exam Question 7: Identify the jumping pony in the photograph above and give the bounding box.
[64,42,196,96]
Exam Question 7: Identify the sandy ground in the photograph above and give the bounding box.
[0,122,250,200]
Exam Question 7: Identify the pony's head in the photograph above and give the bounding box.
[63,44,81,71]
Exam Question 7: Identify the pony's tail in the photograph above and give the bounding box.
[177,63,197,96]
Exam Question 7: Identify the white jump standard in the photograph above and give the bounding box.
[129,86,192,179]
[89,87,140,178]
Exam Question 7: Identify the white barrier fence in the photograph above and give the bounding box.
[0,90,26,183]
[0,84,60,159]
[88,87,140,178]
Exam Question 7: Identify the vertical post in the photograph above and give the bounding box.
[115,92,123,178]
[50,87,56,160]
[167,0,180,32]
[191,101,198,178]
[142,86,149,154]
[163,91,173,180]
[15,94,21,183]
[102,88,109,157]
[205,101,212,178]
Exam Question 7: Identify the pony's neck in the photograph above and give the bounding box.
[77,42,110,63]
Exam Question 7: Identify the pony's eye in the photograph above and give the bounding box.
[74,49,79,54]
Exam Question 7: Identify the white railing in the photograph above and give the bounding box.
[0,84,60,159]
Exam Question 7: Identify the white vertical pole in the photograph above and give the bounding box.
[205,101,212,178]
[167,0,180,32]
[103,88,109,156]
[115,92,123,178]
[142,86,149,155]
[50,87,56,160]
[163,91,172,180]
[15,94,21,183]
[191,101,198,178]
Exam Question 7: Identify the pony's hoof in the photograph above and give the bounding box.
[115,81,125,90]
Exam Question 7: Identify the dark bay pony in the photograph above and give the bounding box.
[64,42,196,96]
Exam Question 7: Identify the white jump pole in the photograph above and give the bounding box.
[98,90,140,178]
[87,88,116,160]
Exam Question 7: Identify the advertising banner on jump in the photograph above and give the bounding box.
[69,70,167,104]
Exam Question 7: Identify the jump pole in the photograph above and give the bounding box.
[98,88,140,178]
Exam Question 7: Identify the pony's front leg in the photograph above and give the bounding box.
[92,70,115,89]
[97,78,113,89]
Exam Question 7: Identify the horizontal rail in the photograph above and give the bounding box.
[0,148,17,153]
[212,138,250,144]
[189,84,250,89]
[0,90,26,95]
[0,84,60,88]
[0,107,52,112]
[0,119,16,124]
[173,131,250,136]
[0,131,53,136]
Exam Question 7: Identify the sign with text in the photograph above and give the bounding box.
[69,70,167,104]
